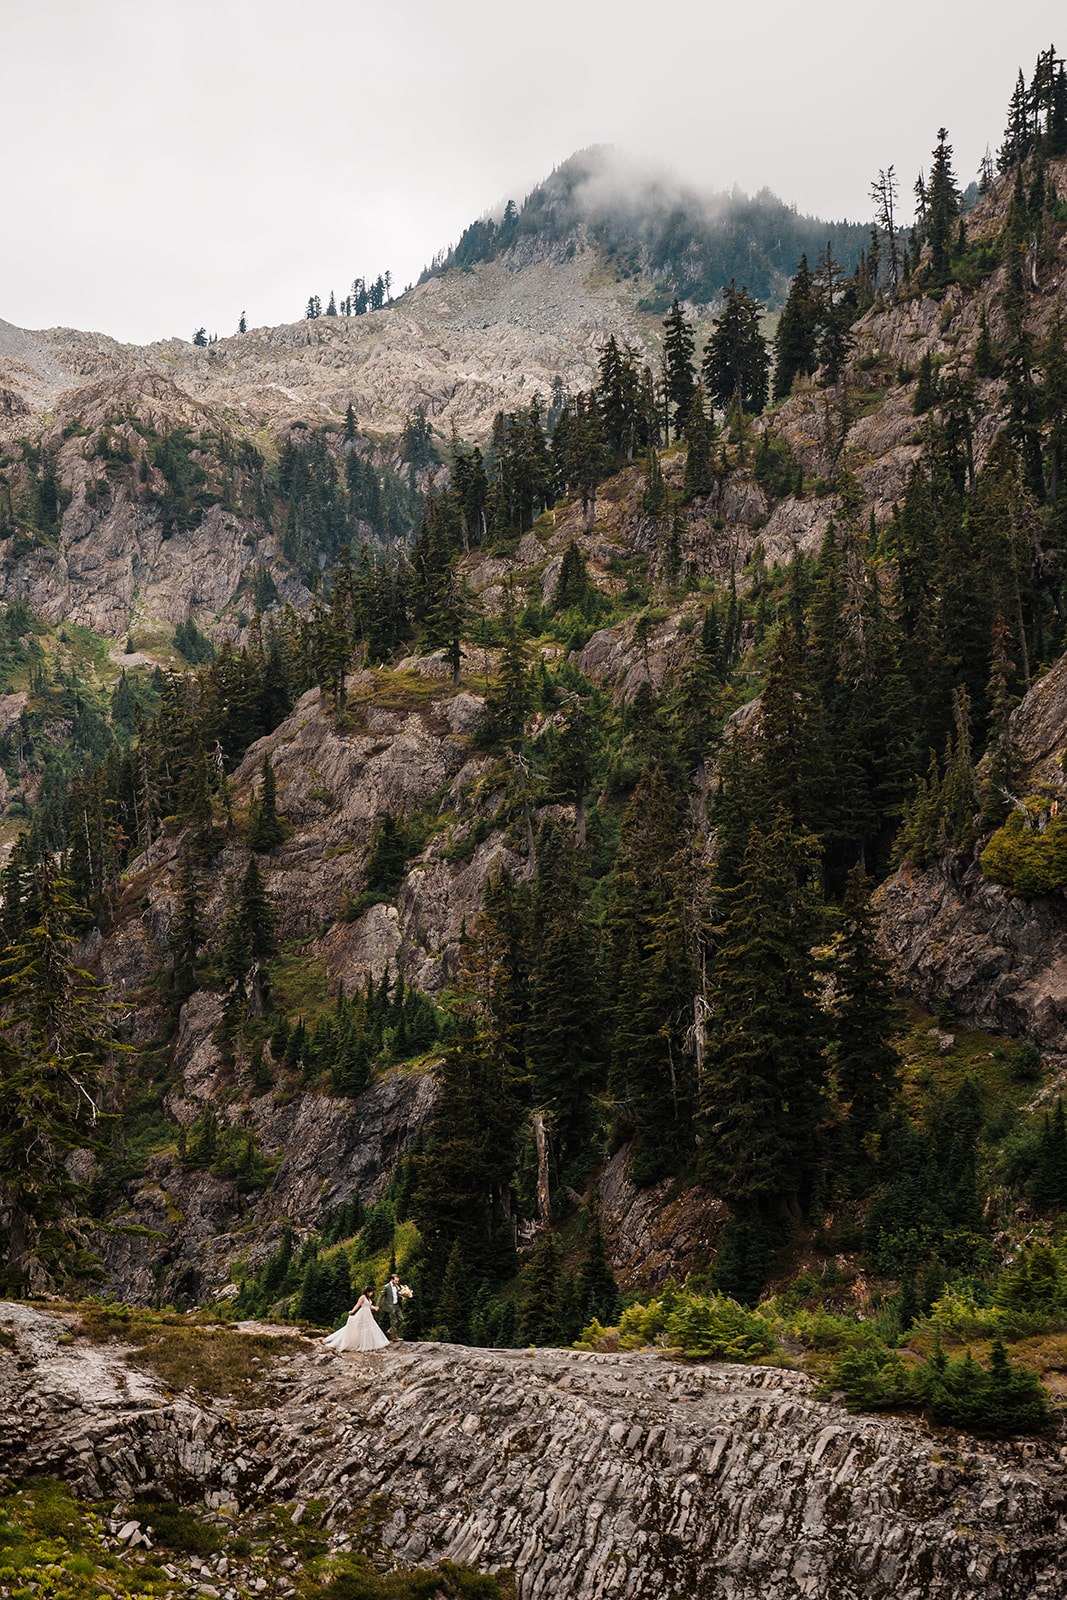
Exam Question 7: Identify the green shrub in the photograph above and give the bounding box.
[824,1335,1049,1436]
[821,1345,913,1411]
[980,807,1067,895]
[665,1294,779,1362]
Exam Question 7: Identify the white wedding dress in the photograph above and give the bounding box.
[324,1298,389,1353]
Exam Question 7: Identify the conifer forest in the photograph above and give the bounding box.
[8,47,1067,1573]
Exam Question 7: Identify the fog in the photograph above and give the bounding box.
[4,0,1063,343]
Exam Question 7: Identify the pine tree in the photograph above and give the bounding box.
[577,1204,620,1328]
[241,854,276,968]
[913,351,938,414]
[249,759,285,851]
[604,766,697,1183]
[773,254,820,400]
[662,300,696,439]
[682,388,714,498]
[516,1231,564,1345]
[830,866,904,1146]
[526,823,603,1171]
[999,70,1033,170]
[0,865,114,1290]
[699,809,826,1219]
[642,448,667,518]
[924,129,961,287]
[1031,1100,1067,1207]
[702,282,770,415]
[167,851,203,1004]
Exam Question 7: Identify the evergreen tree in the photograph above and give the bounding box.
[167,851,204,1005]
[700,810,826,1243]
[526,823,603,1173]
[924,129,961,287]
[642,448,667,518]
[604,766,697,1183]
[1030,1100,1067,1207]
[682,388,714,498]
[773,254,819,400]
[516,1231,564,1345]
[830,866,904,1147]
[662,300,696,439]
[249,759,285,851]
[576,1204,620,1328]
[0,865,114,1290]
[702,282,770,415]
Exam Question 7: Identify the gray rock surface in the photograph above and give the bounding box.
[2,1302,1066,1600]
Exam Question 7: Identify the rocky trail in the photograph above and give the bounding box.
[3,1303,1067,1599]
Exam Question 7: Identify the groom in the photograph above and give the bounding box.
[380,1272,403,1339]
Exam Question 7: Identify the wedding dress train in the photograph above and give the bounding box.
[324,1300,390,1353]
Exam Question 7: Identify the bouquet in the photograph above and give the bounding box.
[398,1283,414,1300]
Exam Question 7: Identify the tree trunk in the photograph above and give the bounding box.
[532,1112,551,1227]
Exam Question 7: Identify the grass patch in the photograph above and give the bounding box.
[0,1482,514,1600]
[270,940,331,1024]
[76,1304,302,1401]
[898,1005,1042,1115]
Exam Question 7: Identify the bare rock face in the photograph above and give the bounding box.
[878,859,1067,1049]
[597,1145,726,1290]
[877,648,1067,1046]
[3,1303,1066,1600]
[0,372,305,636]
[99,1065,438,1306]
[1,246,657,443]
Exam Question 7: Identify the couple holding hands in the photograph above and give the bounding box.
[324,1271,408,1354]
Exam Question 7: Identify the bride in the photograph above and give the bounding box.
[323,1283,390,1353]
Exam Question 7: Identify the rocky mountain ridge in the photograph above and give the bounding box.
[0,239,656,445]
[5,1300,1067,1600]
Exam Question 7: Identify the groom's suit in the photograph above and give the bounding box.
[380,1278,403,1336]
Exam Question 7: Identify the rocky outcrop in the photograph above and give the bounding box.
[0,373,304,635]
[878,858,1067,1050]
[597,1146,726,1290]
[99,1065,437,1307]
[3,1302,1067,1600]
[878,649,1067,1048]
[0,244,658,444]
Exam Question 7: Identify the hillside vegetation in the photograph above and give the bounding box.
[3,47,1067,1454]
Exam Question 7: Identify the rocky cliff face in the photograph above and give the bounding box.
[0,241,658,444]
[878,650,1067,1051]
[0,371,305,635]
[4,1302,1066,1600]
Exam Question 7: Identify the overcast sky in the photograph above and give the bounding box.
[6,0,1064,344]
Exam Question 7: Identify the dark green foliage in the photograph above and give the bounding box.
[773,254,819,400]
[700,809,826,1221]
[249,758,286,851]
[701,282,770,415]
[516,1231,564,1345]
[682,388,714,498]
[152,429,209,536]
[526,823,604,1173]
[1029,1100,1067,1207]
[364,814,418,898]
[576,1206,620,1328]
[913,352,938,415]
[604,764,697,1184]
[410,877,527,1318]
[174,618,216,665]
[315,1555,514,1599]
[829,867,904,1146]
[0,864,114,1290]
[830,1339,1048,1437]
[423,148,869,313]
[662,300,696,436]
[552,542,596,614]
